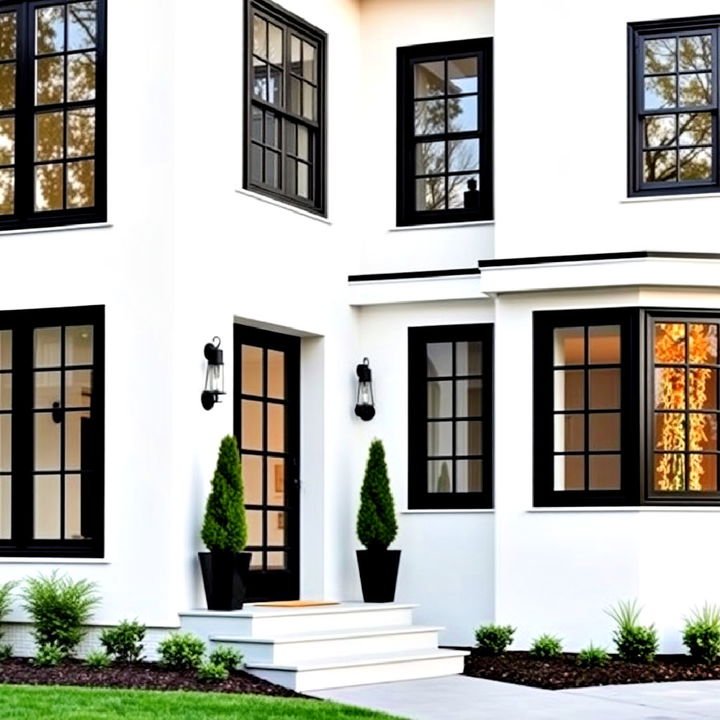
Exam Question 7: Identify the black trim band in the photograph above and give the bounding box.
[349,267,480,283]
[477,251,720,270]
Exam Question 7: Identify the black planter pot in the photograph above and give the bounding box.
[198,551,252,610]
[356,549,401,603]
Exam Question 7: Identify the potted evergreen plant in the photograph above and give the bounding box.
[356,439,400,602]
[199,435,251,610]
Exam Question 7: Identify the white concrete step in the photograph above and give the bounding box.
[211,624,443,664]
[180,602,417,638]
[247,648,469,692]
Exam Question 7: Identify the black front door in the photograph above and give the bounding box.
[234,325,300,601]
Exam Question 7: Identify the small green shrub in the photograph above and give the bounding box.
[474,624,515,656]
[197,661,229,683]
[577,643,610,667]
[0,643,12,662]
[529,634,563,659]
[356,439,398,550]
[0,580,17,645]
[23,572,99,657]
[100,620,146,663]
[605,600,658,664]
[208,646,243,672]
[158,633,205,671]
[85,650,111,669]
[683,603,720,665]
[33,642,65,667]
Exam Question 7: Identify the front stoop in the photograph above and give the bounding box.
[179,602,468,691]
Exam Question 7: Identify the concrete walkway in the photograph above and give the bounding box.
[311,676,720,719]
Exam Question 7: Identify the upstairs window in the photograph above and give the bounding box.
[0,0,105,230]
[629,17,719,196]
[245,0,326,215]
[397,38,493,226]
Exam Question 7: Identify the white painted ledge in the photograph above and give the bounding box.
[402,509,494,515]
[389,220,494,232]
[621,192,720,204]
[0,222,113,236]
[527,506,720,513]
[349,274,488,307]
[0,557,110,564]
[235,188,332,225]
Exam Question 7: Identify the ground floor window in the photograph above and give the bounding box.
[534,307,720,505]
[0,305,103,557]
[408,324,493,509]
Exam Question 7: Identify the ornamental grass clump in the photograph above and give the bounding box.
[85,650,111,669]
[201,435,247,553]
[0,580,16,655]
[529,634,563,659]
[577,643,610,667]
[356,439,397,551]
[606,599,658,664]
[474,624,515,656]
[23,572,99,658]
[682,603,720,665]
[100,619,146,663]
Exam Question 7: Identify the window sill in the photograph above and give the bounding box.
[0,557,109,564]
[621,192,720,204]
[402,508,494,514]
[0,222,113,236]
[235,189,332,225]
[390,220,494,232]
[528,506,720,513]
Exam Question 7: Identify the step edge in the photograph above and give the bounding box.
[180,603,419,619]
[210,626,444,644]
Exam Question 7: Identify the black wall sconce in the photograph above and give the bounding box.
[355,357,376,421]
[201,336,225,410]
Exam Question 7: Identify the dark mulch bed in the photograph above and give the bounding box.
[0,658,305,697]
[464,650,720,690]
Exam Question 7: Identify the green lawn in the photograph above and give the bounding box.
[0,685,407,720]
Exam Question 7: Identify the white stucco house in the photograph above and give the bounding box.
[2,0,720,690]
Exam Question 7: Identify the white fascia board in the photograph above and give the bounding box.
[348,274,487,306]
[479,256,720,295]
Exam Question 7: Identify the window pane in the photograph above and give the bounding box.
[0,415,10,471]
[645,37,676,73]
[679,113,712,147]
[65,409,91,470]
[67,159,94,208]
[427,421,452,457]
[554,414,584,452]
[427,460,452,493]
[302,41,315,80]
[589,454,621,490]
[34,474,61,539]
[0,330,10,370]
[680,147,712,181]
[655,412,686,450]
[34,371,60,408]
[0,475,9,539]
[644,149,677,182]
[267,456,284,505]
[268,23,283,64]
[0,168,13,214]
[0,13,16,61]
[268,65,282,105]
[241,346,262,395]
[297,162,309,198]
[655,367,686,409]
[448,57,477,94]
[68,1,97,50]
[0,63,15,110]
[415,99,445,135]
[679,34,711,69]
[67,108,95,158]
[415,61,444,97]
[456,459,482,492]
[267,349,284,399]
[689,413,717,451]
[35,111,64,162]
[251,107,262,141]
[243,453,262,505]
[654,452,685,491]
[267,403,284,453]
[36,56,64,105]
[289,76,301,114]
[250,143,262,183]
[554,369,584,411]
[66,325,93,365]
[241,400,263,450]
[253,59,267,101]
[0,373,9,410]
[588,368,621,409]
[644,115,676,147]
[302,82,314,121]
[416,141,445,175]
[554,327,584,365]
[35,163,64,211]
[267,551,286,570]
[35,327,61,367]
[448,96,477,132]
[449,139,479,172]
[36,6,65,55]
[588,325,621,364]
[456,420,482,455]
[690,323,718,363]
[67,52,96,102]
[448,174,480,209]
[456,378,482,416]
[264,149,279,188]
[35,413,61,471]
[297,126,309,160]
[690,368,717,409]
[554,455,584,491]
[265,112,279,148]
[644,75,676,110]
[64,474,82,539]
[679,73,712,107]
[246,509,262,546]
[656,322,686,363]
[253,16,267,58]
[694,453,717,491]
[426,342,452,376]
[427,381,452,418]
[456,341,482,375]
[290,35,301,73]
[416,176,445,210]
[66,369,91,407]
[589,412,620,451]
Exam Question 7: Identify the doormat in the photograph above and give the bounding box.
[255,600,340,608]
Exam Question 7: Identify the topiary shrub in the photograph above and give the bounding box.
[158,632,205,671]
[23,572,99,657]
[201,435,247,553]
[530,634,563,659]
[0,580,16,648]
[577,643,610,668]
[683,604,720,665]
[357,440,397,550]
[100,619,146,663]
[474,624,515,656]
[209,645,244,673]
[197,661,229,683]
[606,599,658,664]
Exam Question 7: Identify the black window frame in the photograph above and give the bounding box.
[628,15,720,197]
[243,0,326,216]
[408,324,493,510]
[397,38,493,227]
[0,304,104,558]
[534,307,720,507]
[0,0,107,231]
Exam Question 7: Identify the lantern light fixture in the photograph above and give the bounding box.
[355,357,376,421]
[201,336,225,411]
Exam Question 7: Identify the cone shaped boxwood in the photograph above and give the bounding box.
[201,436,247,553]
[357,440,398,551]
